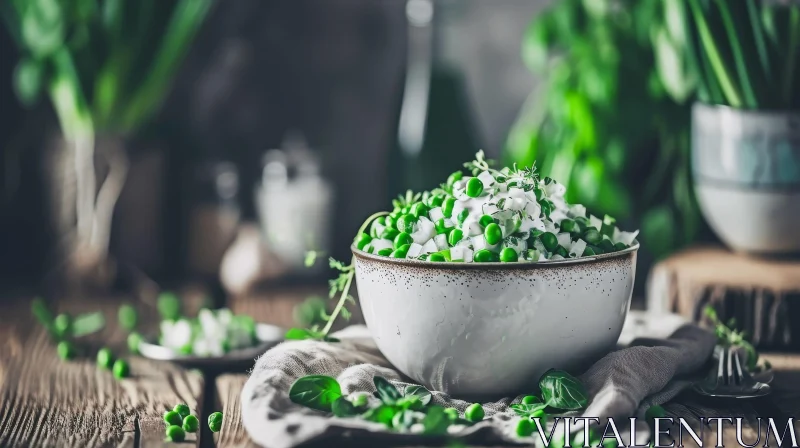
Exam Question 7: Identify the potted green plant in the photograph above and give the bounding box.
[504,0,703,262]
[1,0,211,286]
[655,0,800,254]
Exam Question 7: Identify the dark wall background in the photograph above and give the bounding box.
[0,0,547,289]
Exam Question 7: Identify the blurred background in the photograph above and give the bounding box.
[1,0,797,305]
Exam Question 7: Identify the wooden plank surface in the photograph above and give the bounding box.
[215,375,255,448]
[0,297,204,447]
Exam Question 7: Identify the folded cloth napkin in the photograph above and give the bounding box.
[241,323,716,448]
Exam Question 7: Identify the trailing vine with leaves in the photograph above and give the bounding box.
[285,210,389,342]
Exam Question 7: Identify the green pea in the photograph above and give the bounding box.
[446,171,463,190]
[435,218,454,235]
[590,245,605,255]
[484,223,502,245]
[166,425,186,442]
[428,253,446,262]
[385,214,397,229]
[380,227,399,241]
[174,404,191,418]
[377,248,393,256]
[393,232,413,249]
[164,410,183,426]
[582,246,597,256]
[410,202,429,218]
[118,304,138,332]
[396,214,417,234]
[500,247,518,262]
[448,228,464,246]
[127,332,142,354]
[182,414,200,433]
[208,412,223,433]
[473,249,498,263]
[97,348,114,369]
[456,209,470,224]
[390,244,410,259]
[598,239,615,253]
[465,403,484,422]
[516,417,535,437]
[444,407,459,421]
[442,197,456,218]
[54,313,72,338]
[428,194,445,208]
[614,242,628,251]
[521,395,539,405]
[559,219,576,233]
[466,178,484,198]
[355,233,372,250]
[540,232,558,252]
[57,340,76,360]
[583,228,602,245]
[112,359,130,379]
[555,246,569,258]
[479,214,494,228]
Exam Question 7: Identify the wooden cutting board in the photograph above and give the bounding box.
[646,246,800,350]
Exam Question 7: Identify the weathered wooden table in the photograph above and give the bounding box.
[1,289,799,447]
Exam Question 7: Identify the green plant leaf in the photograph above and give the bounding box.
[686,0,742,107]
[21,0,65,58]
[374,377,402,404]
[422,406,450,435]
[13,57,44,107]
[331,396,360,417]
[538,369,588,410]
[712,0,758,108]
[509,402,548,417]
[641,205,676,260]
[362,404,398,427]
[31,297,56,336]
[288,375,342,412]
[404,385,432,406]
[284,327,325,340]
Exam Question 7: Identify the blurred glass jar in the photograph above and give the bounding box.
[187,161,241,277]
[256,135,333,272]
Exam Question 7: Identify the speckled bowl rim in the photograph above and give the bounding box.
[351,241,639,270]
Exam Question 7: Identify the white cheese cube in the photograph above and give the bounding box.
[371,238,394,252]
[590,215,603,230]
[478,171,495,187]
[406,243,422,258]
[570,239,587,258]
[556,232,572,248]
[429,207,444,222]
[421,239,438,254]
[434,234,449,251]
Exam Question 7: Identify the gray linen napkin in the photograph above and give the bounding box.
[241,324,716,448]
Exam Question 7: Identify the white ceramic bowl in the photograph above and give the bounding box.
[353,244,638,397]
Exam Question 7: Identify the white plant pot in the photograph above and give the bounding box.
[692,103,800,254]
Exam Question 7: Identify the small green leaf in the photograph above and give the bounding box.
[288,375,342,412]
[285,328,323,340]
[31,297,55,336]
[422,406,450,435]
[362,404,398,427]
[374,376,402,404]
[404,385,432,406]
[539,369,588,410]
[509,402,548,417]
[331,396,360,417]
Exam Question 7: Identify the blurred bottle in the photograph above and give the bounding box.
[388,0,483,198]
[187,160,241,280]
[255,132,333,274]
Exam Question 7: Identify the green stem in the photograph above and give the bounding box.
[714,0,758,108]
[321,268,354,336]
[687,0,743,107]
[320,211,390,337]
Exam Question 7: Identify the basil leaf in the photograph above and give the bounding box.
[362,404,397,428]
[538,369,588,410]
[31,298,56,336]
[422,406,450,435]
[395,395,423,411]
[404,385,432,406]
[285,328,323,340]
[374,376,402,404]
[331,396,359,417]
[288,375,342,412]
[509,402,547,417]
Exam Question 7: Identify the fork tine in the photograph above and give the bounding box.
[716,346,726,387]
[732,349,746,385]
[726,347,736,386]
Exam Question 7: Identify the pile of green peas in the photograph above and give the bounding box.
[163,404,222,441]
[354,167,631,263]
